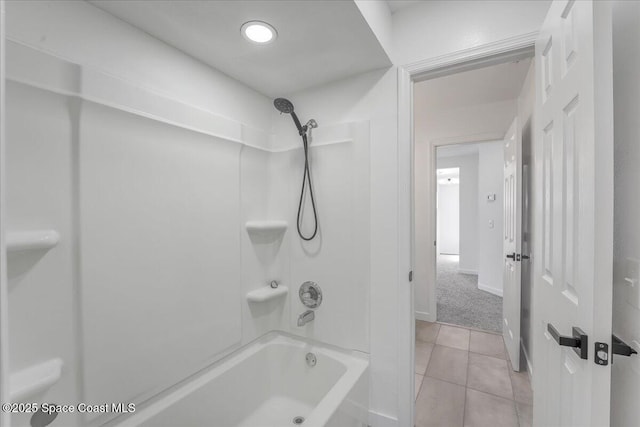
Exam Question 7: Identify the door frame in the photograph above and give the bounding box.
[0,2,9,427]
[397,31,537,427]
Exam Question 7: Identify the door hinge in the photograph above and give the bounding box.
[409,271,413,282]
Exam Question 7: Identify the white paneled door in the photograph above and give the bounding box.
[533,1,614,426]
[503,117,521,372]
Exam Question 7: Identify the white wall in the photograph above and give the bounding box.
[392,0,551,66]
[611,2,640,425]
[354,0,393,62]
[477,141,505,296]
[437,182,459,255]
[437,153,479,273]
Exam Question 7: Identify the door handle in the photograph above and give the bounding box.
[612,335,638,357]
[506,252,516,259]
[547,323,588,360]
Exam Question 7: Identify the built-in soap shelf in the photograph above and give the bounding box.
[245,221,288,236]
[246,285,288,303]
[7,230,60,253]
[10,358,63,402]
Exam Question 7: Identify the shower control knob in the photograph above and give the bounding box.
[299,281,322,308]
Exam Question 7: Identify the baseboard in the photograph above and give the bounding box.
[520,339,534,382]
[457,268,478,275]
[478,282,503,297]
[368,410,398,427]
[415,311,436,322]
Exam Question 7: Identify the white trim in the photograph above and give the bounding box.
[414,311,436,323]
[0,2,9,426]
[396,66,414,427]
[369,410,399,427]
[457,268,479,275]
[520,338,534,381]
[405,31,538,79]
[431,131,507,146]
[478,282,503,298]
[398,31,538,427]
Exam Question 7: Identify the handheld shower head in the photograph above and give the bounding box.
[274,98,294,114]
[273,97,320,241]
[274,97,305,135]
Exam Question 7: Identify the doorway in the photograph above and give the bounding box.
[435,143,504,333]
[412,57,535,426]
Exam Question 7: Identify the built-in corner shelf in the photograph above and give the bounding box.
[246,285,289,303]
[7,230,60,253]
[10,358,63,402]
[245,221,288,236]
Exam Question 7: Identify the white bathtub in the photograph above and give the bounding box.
[112,333,369,427]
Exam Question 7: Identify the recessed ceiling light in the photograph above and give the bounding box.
[241,21,277,44]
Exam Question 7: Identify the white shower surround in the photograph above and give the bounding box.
[4,32,370,426]
[109,333,369,427]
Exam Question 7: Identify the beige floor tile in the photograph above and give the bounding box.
[426,345,469,386]
[464,388,518,427]
[516,402,533,427]
[416,377,465,427]
[415,341,435,375]
[469,330,507,359]
[416,321,440,343]
[436,324,470,350]
[467,352,513,399]
[510,369,533,405]
[415,374,424,400]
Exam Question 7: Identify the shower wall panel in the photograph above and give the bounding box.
[240,146,291,343]
[79,101,242,415]
[5,82,81,427]
[273,122,371,352]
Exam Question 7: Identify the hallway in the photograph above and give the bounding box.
[437,255,503,332]
[415,321,532,427]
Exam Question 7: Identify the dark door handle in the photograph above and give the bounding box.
[612,335,638,357]
[547,323,588,359]
[506,252,516,259]
[521,254,530,260]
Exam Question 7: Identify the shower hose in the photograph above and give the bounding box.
[297,134,318,241]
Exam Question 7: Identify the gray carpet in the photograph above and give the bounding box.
[436,255,503,333]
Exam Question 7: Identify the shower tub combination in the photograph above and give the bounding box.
[110,333,369,427]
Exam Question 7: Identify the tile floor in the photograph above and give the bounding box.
[415,321,533,427]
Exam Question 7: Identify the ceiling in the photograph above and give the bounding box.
[437,144,479,159]
[386,1,423,14]
[416,59,532,111]
[90,0,391,97]
[414,59,532,144]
